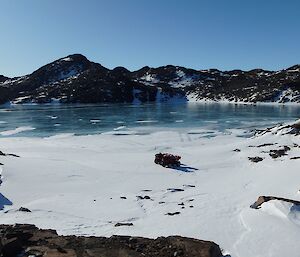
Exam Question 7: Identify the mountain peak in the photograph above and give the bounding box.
[59,54,89,63]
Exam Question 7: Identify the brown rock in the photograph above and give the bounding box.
[250,195,300,209]
[0,224,223,257]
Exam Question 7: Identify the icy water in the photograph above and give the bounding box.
[0,103,300,137]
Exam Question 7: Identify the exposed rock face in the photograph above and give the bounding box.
[292,119,300,130]
[1,54,300,104]
[250,196,300,209]
[0,224,224,257]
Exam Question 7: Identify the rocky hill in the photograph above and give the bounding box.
[0,224,224,257]
[1,54,300,104]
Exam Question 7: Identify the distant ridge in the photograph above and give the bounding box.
[0,54,299,104]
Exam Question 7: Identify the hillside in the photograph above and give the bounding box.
[1,54,300,104]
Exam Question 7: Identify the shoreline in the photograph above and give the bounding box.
[1,98,300,108]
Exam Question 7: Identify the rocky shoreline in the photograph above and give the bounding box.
[0,54,299,105]
[0,224,224,257]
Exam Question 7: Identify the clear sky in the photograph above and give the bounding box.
[1,0,300,77]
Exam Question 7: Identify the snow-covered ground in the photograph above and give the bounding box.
[0,124,300,257]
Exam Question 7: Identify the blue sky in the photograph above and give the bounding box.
[1,0,300,77]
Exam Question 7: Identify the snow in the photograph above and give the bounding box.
[141,74,159,83]
[114,126,126,131]
[135,120,158,123]
[294,119,300,127]
[0,126,35,136]
[187,91,300,105]
[168,75,195,88]
[287,68,300,73]
[90,119,101,123]
[0,122,300,257]
[61,57,73,62]
[47,115,58,119]
[59,69,78,80]
[168,70,198,88]
[11,96,32,104]
[1,76,27,86]
[51,98,61,104]
[274,88,300,103]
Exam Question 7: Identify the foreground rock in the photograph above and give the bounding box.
[0,224,224,257]
[250,196,300,209]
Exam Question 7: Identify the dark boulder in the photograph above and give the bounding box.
[114,222,134,227]
[18,207,31,212]
[248,157,263,163]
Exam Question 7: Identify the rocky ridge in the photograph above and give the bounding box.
[0,224,224,257]
[0,54,300,104]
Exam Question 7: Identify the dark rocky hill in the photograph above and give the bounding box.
[0,224,224,257]
[1,54,300,104]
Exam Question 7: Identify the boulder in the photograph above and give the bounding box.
[291,119,300,130]
[250,195,300,209]
[248,157,263,163]
[18,207,31,212]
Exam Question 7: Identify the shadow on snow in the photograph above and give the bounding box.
[0,193,12,210]
[172,164,199,172]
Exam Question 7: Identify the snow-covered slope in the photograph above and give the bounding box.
[0,120,300,257]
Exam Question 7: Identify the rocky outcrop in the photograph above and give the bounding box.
[269,146,291,158]
[1,54,300,104]
[0,224,224,257]
[250,196,300,209]
[254,119,300,136]
[0,76,9,83]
